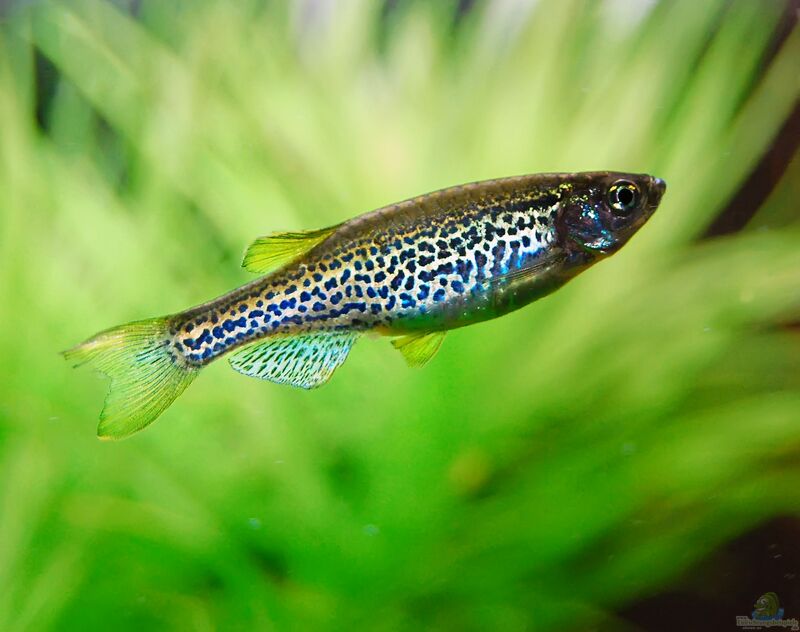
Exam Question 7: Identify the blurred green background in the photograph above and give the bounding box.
[1,0,799,629]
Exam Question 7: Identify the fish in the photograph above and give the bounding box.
[65,171,666,439]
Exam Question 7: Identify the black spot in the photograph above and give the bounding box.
[390,271,405,290]
[456,259,472,283]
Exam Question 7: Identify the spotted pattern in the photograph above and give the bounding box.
[229,330,357,389]
[172,179,569,367]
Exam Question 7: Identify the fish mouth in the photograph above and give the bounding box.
[648,176,666,208]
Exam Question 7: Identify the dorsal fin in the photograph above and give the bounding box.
[391,331,446,368]
[241,224,340,275]
[228,331,358,389]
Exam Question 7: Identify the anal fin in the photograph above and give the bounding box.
[242,224,340,275]
[229,331,357,389]
[391,331,446,368]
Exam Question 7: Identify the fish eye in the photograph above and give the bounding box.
[607,180,639,215]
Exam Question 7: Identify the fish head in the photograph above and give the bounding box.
[558,172,665,258]
[754,592,780,617]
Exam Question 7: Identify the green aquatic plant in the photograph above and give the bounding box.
[0,0,798,629]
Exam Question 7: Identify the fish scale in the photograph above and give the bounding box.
[173,177,567,365]
[66,171,665,438]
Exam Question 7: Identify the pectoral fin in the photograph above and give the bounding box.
[391,331,446,368]
[242,224,340,275]
[479,252,566,291]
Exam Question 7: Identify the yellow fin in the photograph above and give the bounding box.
[63,317,198,439]
[391,331,446,368]
[242,225,340,274]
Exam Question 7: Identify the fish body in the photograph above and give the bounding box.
[66,172,665,438]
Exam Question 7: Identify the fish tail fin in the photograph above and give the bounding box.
[63,317,198,440]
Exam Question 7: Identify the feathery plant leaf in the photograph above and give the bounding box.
[0,0,798,629]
